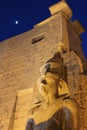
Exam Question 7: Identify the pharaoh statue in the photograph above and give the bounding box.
[26,52,80,130]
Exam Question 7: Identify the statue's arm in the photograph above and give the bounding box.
[26,119,35,130]
[61,99,79,130]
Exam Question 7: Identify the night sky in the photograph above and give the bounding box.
[0,0,87,58]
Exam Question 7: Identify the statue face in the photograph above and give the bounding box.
[39,77,57,99]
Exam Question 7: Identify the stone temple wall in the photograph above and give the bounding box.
[0,13,63,130]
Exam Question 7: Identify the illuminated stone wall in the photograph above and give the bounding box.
[0,12,63,130]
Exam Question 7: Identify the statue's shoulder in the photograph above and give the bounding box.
[62,97,79,109]
[55,96,79,108]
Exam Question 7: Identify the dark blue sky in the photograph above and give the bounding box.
[0,0,87,58]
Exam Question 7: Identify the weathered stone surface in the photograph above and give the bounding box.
[8,88,34,130]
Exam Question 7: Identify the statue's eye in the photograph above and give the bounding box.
[41,79,47,85]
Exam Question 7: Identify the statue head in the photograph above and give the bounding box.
[38,73,58,101]
[38,73,70,102]
[38,52,69,102]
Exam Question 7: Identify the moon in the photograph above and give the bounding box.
[15,21,18,24]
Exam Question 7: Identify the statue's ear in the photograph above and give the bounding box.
[58,79,70,96]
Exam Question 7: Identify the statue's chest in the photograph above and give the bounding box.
[30,103,61,125]
[33,118,59,130]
